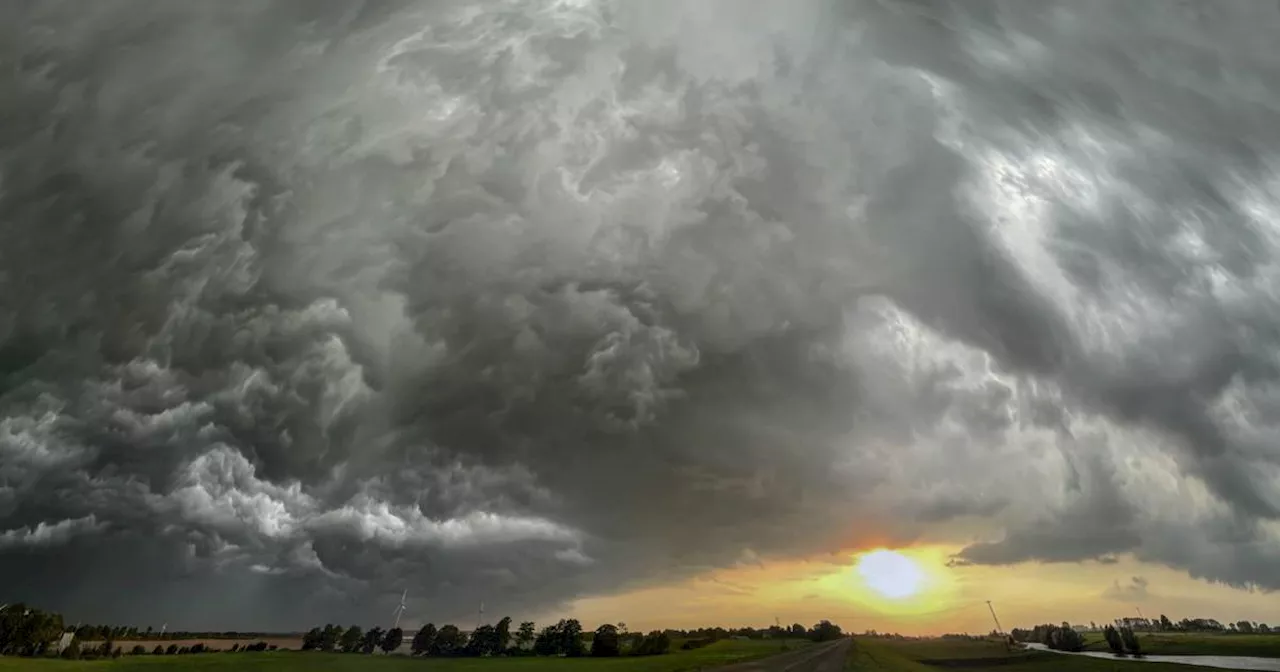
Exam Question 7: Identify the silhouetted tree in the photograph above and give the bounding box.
[340,625,363,653]
[810,621,843,642]
[0,604,65,656]
[382,627,403,654]
[1103,626,1126,656]
[466,624,500,657]
[560,619,585,657]
[361,627,385,654]
[319,624,341,652]
[411,623,436,655]
[496,616,513,651]
[301,627,322,651]
[534,624,559,656]
[516,621,536,651]
[1120,627,1142,657]
[634,630,670,656]
[591,624,620,657]
[61,640,81,660]
[432,625,463,656]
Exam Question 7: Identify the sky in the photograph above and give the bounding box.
[2,0,1280,634]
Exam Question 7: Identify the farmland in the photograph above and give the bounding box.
[0,639,809,672]
[847,636,1267,672]
[1079,632,1280,659]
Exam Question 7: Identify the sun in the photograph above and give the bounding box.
[856,549,925,599]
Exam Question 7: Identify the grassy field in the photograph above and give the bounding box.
[0,639,810,672]
[844,636,1248,672]
[1079,632,1280,658]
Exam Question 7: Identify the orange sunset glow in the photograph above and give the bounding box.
[559,544,1280,636]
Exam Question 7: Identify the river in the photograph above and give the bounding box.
[1023,643,1280,671]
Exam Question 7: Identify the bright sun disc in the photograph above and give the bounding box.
[856,549,924,599]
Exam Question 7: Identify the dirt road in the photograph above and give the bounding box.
[719,639,852,672]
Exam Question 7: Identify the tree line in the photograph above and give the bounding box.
[69,624,285,641]
[58,640,277,660]
[0,602,275,660]
[1010,623,1087,652]
[2,597,843,661]
[299,618,843,658]
[300,617,674,658]
[0,604,64,657]
[1086,615,1272,634]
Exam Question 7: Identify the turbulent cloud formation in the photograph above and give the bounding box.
[1103,576,1150,601]
[3,0,1280,628]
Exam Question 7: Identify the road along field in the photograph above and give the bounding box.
[0,638,812,672]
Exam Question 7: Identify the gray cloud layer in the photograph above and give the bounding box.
[2,0,1280,629]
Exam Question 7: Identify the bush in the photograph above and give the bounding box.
[1120,627,1142,657]
[131,645,147,656]
[1103,626,1126,657]
[633,631,670,656]
[590,625,620,657]
[681,638,713,650]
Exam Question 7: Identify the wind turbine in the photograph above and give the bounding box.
[392,590,408,629]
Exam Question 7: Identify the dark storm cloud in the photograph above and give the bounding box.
[3,0,1280,629]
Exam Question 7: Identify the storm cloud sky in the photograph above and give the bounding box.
[3,0,1280,629]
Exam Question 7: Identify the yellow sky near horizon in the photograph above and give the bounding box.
[553,546,1280,635]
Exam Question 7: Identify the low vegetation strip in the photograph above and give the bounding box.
[0,639,811,672]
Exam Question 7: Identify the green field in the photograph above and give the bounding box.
[1079,632,1280,658]
[0,639,810,672]
[845,636,1245,672]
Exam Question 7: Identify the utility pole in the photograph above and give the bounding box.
[986,601,1004,635]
